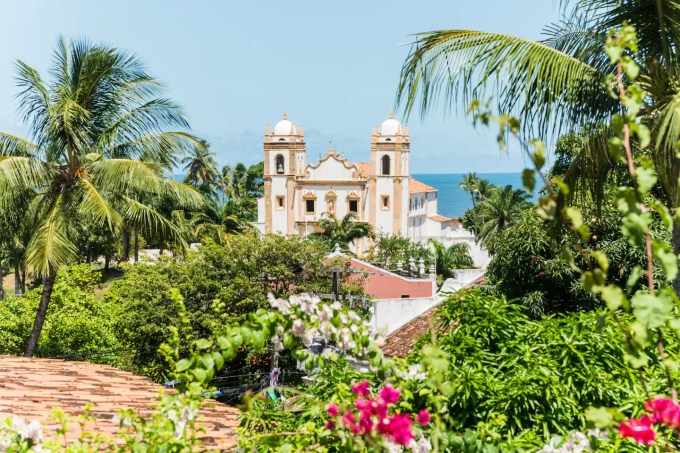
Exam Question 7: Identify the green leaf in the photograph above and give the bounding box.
[585,407,619,429]
[635,166,657,194]
[632,292,673,329]
[176,358,193,372]
[195,338,212,350]
[600,285,627,311]
[522,169,536,192]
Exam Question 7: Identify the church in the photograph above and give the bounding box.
[255,112,464,256]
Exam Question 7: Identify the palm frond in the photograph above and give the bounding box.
[72,177,122,230]
[96,131,202,167]
[0,156,49,194]
[118,195,186,249]
[397,30,613,138]
[24,195,78,276]
[0,132,39,157]
[653,89,680,204]
[89,158,164,194]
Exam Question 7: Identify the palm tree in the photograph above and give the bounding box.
[476,186,530,252]
[429,240,475,279]
[475,179,495,202]
[397,2,680,287]
[459,172,479,207]
[182,141,219,190]
[311,213,373,252]
[0,37,204,356]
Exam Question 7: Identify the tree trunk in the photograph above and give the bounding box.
[104,255,110,273]
[134,228,139,263]
[673,222,680,297]
[14,264,20,296]
[24,267,57,357]
[0,258,4,301]
[20,269,26,294]
[122,229,130,263]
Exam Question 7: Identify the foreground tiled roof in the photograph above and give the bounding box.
[409,179,437,194]
[380,305,441,357]
[0,356,238,449]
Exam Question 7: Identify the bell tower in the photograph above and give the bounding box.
[263,111,306,234]
[368,111,410,235]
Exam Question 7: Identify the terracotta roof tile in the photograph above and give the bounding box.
[355,162,372,178]
[409,179,437,194]
[0,356,238,448]
[428,215,452,223]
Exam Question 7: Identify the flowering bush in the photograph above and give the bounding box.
[323,381,431,452]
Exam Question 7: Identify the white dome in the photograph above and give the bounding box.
[274,111,296,135]
[380,112,401,135]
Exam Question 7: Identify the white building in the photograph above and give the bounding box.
[256,111,489,266]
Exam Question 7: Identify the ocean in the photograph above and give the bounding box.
[413,173,539,218]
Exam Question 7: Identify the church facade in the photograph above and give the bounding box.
[255,112,461,255]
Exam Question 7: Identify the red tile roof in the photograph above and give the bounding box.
[0,356,238,448]
[355,162,372,178]
[428,215,452,223]
[409,179,437,194]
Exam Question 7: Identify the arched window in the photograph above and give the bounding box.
[381,155,391,175]
[275,154,285,174]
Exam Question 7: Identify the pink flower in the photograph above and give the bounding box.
[388,413,415,445]
[352,381,371,397]
[325,420,335,430]
[645,397,680,428]
[354,398,369,412]
[369,398,388,419]
[619,415,656,445]
[379,385,400,404]
[326,403,339,417]
[341,410,356,428]
[416,409,430,426]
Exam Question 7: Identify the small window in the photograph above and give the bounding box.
[305,199,315,214]
[276,196,285,210]
[349,199,358,213]
[275,154,285,174]
[381,195,390,210]
[381,155,391,175]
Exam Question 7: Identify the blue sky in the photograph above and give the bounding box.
[0,1,558,173]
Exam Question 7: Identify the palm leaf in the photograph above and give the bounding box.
[397,30,614,138]
[0,132,39,157]
[24,195,78,275]
[0,156,49,194]
[72,177,122,230]
[118,195,186,248]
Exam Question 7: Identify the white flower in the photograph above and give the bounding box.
[321,348,335,359]
[292,319,306,337]
[401,364,427,381]
[302,327,318,346]
[350,324,358,333]
[271,336,285,351]
[383,439,403,453]
[331,301,342,311]
[340,313,349,324]
[318,305,333,322]
[268,293,292,315]
[298,294,320,315]
[0,435,10,452]
[349,311,361,323]
[319,321,334,340]
[409,437,432,453]
[22,420,43,444]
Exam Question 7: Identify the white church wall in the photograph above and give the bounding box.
[426,192,438,216]
[376,177,394,235]
[307,157,356,181]
[371,296,441,335]
[271,177,288,234]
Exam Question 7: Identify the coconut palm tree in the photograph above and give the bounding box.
[459,172,479,207]
[311,213,373,252]
[397,1,680,287]
[476,186,531,252]
[182,141,219,191]
[0,37,204,356]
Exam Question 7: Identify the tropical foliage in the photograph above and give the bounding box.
[309,213,374,252]
[0,37,204,355]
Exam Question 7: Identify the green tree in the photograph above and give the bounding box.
[459,172,479,207]
[0,37,203,356]
[476,185,530,252]
[397,2,680,292]
[182,141,219,192]
[310,213,373,252]
[429,240,475,280]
